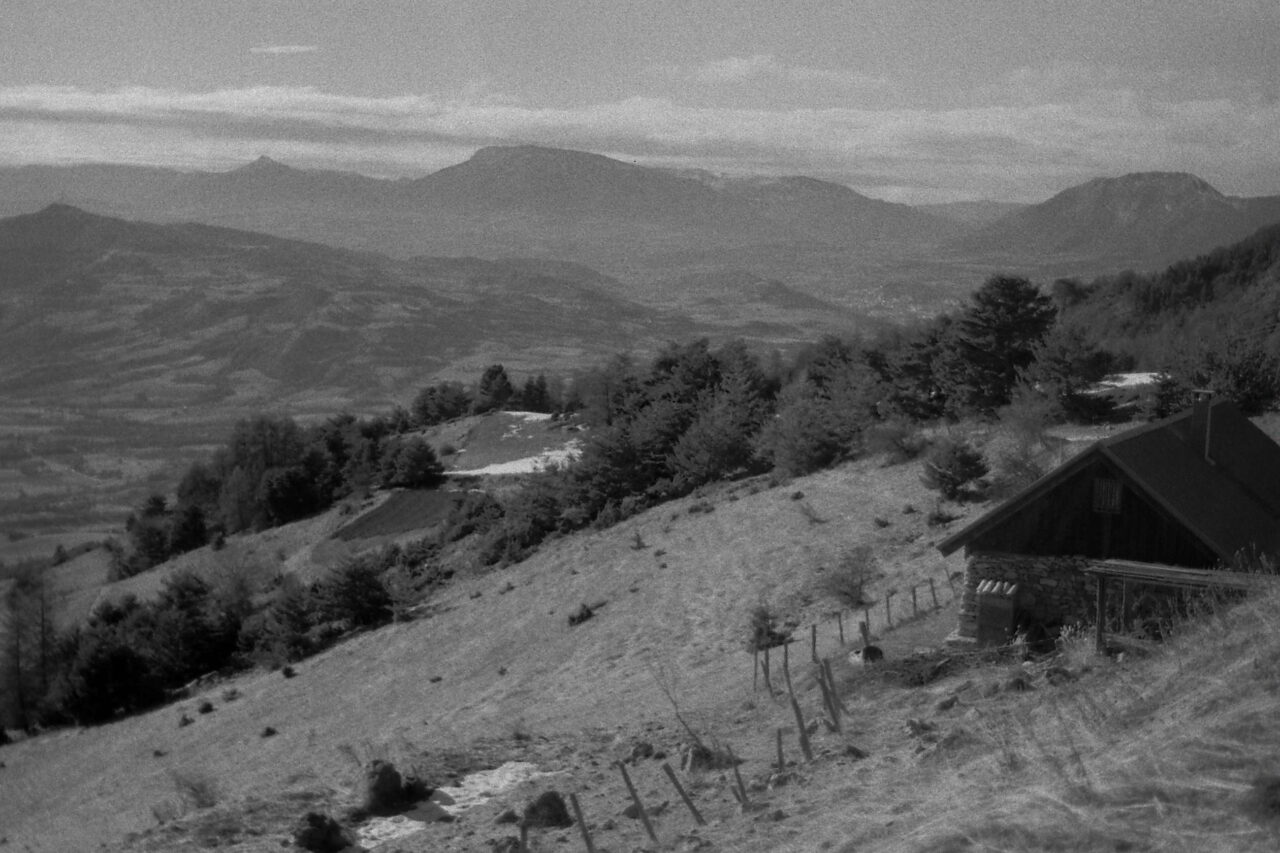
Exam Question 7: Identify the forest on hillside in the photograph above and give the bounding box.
[4,219,1280,732]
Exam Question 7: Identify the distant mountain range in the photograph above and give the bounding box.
[2,146,1279,315]
[0,147,961,271]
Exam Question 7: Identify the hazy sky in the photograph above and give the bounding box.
[3,0,1278,203]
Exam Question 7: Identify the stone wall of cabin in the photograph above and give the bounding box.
[956,551,1096,641]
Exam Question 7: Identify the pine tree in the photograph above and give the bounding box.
[473,364,515,413]
[938,275,1056,417]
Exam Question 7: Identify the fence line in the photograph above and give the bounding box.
[754,564,962,687]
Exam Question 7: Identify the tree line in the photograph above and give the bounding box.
[1,542,439,727]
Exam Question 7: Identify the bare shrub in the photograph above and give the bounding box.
[819,545,878,610]
[745,603,792,651]
[648,659,738,771]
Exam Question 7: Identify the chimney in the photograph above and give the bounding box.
[1190,389,1214,463]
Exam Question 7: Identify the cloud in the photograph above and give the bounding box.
[650,55,890,97]
[249,45,319,55]
[0,83,1277,203]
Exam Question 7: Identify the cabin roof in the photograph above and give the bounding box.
[937,399,1280,563]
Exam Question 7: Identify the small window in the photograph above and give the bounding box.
[1093,478,1122,514]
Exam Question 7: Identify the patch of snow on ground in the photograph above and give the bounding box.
[451,440,583,476]
[1096,372,1161,389]
[502,411,556,439]
[355,761,559,847]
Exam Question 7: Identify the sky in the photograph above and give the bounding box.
[2,0,1278,204]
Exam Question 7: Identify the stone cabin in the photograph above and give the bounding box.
[937,396,1280,645]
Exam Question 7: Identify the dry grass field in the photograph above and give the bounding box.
[3,438,1279,852]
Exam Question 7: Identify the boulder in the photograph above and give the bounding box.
[364,759,407,816]
[292,811,355,853]
[523,790,574,829]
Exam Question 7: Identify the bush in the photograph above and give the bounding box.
[920,439,989,502]
[865,419,929,464]
[991,442,1050,498]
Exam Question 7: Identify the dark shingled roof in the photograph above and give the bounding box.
[938,399,1280,562]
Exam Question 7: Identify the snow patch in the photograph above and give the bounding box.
[451,440,583,476]
[1096,372,1161,389]
[355,761,558,848]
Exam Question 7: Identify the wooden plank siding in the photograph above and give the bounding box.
[963,455,1218,567]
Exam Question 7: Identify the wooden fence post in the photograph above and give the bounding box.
[822,657,848,713]
[662,762,706,826]
[815,661,841,733]
[787,681,814,761]
[929,577,940,609]
[726,745,750,808]
[616,762,658,844]
[782,641,796,696]
[568,793,597,853]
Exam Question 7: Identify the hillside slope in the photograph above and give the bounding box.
[0,454,971,850]
[4,444,1280,852]
[1060,221,1280,364]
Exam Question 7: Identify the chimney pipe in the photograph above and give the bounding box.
[1191,389,1213,463]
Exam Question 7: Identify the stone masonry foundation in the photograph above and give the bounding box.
[956,551,1098,641]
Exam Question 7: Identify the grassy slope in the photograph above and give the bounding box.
[3,445,1279,852]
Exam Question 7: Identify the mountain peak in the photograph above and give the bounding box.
[463,145,639,175]
[951,170,1249,265]
[1075,171,1223,199]
[234,155,295,175]
[36,202,94,218]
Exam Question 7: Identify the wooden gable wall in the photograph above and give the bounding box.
[965,453,1219,567]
